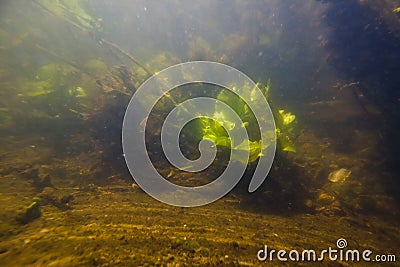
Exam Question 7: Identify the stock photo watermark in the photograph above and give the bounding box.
[122,61,276,207]
[257,238,397,263]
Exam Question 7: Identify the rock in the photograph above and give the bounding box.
[16,198,41,224]
[20,168,39,180]
[33,173,54,190]
[20,168,54,191]
[0,247,8,254]
[38,187,74,210]
[328,168,351,183]
[317,192,336,205]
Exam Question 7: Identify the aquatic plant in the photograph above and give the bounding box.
[276,109,297,153]
[192,80,297,164]
[22,63,78,97]
[68,86,88,98]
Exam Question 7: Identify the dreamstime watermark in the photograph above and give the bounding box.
[122,61,276,207]
[257,238,397,263]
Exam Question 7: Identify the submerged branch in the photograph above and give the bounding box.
[32,0,152,78]
[99,38,153,78]
[35,44,92,76]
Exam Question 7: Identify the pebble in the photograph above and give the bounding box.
[328,168,351,183]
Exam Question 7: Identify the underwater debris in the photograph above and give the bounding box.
[38,187,74,211]
[34,0,151,78]
[33,0,101,32]
[21,168,54,191]
[95,65,142,95]
[20,167,40,180]
[328,168,351,183]
[99,38,152,77]
[33,173,54,191]
[116,65,137,93]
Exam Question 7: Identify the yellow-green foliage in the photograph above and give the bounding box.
[68,86,88,98]
[276,110,296,152]
[278,109,296,125]
[23,63,77,97]
[197,80,296,164]
[16,62,95,126]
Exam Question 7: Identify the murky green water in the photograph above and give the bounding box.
[1,0,399,266]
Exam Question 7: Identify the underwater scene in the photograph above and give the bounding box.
[1,0,400,266]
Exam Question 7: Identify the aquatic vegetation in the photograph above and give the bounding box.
[278,133,297,153]
[278,110,296,125]
[1,2,399,265]
[276,109,297,152]
[192,80,297,164]
[22,63,78,97]
[2,61,101,137]
[68,86,88,98]
[24,81,54,97]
